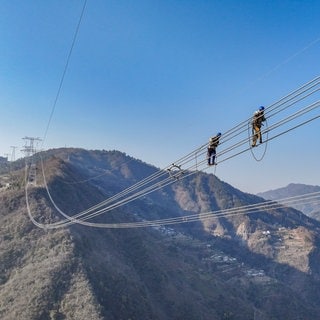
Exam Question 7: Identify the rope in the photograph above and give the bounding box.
[248,118,269,162]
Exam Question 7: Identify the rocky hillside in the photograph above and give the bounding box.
[1,148,320,320]
[258,183,320,221]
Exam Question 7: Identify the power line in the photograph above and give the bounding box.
[41,0,87,147]
[24,76,320,229]
[25,173,320,229]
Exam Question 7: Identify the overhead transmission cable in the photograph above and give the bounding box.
[41,0,87,147]
[26,175,320,229]
[31,77,320,226]
[25,76,320,229]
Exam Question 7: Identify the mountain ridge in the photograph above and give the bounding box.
[1,148,320,319]
[258,183,320,221]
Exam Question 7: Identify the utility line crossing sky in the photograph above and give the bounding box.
[1,0,319,193]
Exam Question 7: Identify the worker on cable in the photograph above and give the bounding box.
[251,106,266,147]
[207,132,221,166]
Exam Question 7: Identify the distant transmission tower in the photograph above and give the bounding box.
[21,137,42,158]
[21,137,42,185]
[4,152,11,175]
[10,146,17,161]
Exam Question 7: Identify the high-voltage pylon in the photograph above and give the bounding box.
[10,146,17,161]
[21,136,42,158]
[22,137,42,186]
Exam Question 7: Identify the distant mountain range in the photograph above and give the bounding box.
[258,183,320,221]
[1,148,320,319]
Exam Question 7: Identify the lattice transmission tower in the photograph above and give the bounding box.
[10,146,17,161]
[21,137,42,158]
[21,137,42,185]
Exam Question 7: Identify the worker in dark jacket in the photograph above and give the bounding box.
[251,106,266,147]
[207,132,221,166]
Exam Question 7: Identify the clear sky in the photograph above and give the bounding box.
[1,0,319,194]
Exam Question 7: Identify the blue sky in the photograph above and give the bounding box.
[1,0,319,193]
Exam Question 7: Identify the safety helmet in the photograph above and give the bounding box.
[254,111,260,115]
[217,132,221,136]
[259,106,265,111]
